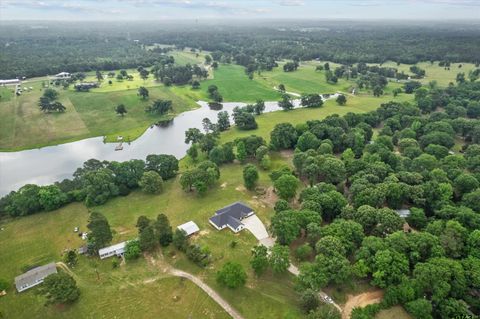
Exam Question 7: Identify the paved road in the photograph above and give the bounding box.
[169,268,245,319]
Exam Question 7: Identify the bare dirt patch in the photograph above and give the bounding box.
[198,230,210,236]
[279,149,294,163]
[235,185,246,192]
[260,186,278,207]
[116,226,131,235]
[342,290,384,319]
[220,182,228,189]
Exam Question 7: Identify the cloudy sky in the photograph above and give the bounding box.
[1,0,479,21]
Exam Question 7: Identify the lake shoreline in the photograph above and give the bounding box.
[0,94,339,195]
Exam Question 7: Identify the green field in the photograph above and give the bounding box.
[170,49,208,66]
[368,61,478,87]
[221,93,412,144]
[0,56,472,152]
[376,306,412,319]
[0,82,198,150]
[0,58,437,317]
[0,55,462,151]
[255,61,352,94]
[172,63,283,102]
[0,156,303,319]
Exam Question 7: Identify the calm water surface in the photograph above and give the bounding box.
[0,99,317,195]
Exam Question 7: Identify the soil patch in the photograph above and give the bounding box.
[342,290,384,319]
[260,186,278,207]
[279,149,294,163]
[235,185,246,192]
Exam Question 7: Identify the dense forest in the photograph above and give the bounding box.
[1,21,479,78]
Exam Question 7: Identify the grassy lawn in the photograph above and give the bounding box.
[0,87,13,102]
[173,64,282,102]
[221,93,413,144]
[368,61,478,87]
[0,83,198,150]
[376,305,412,319]
[2,254,230,319]
[254,61,352,94]
[0,56,453,151]
[170,49,208,66]
[0,156,302,319]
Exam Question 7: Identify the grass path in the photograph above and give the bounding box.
[144,252,244,319]
[168,268,244,319]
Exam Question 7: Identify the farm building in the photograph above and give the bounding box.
[14,263,57,292]
[98,241,126,259]
[209,202,254,233]
[0,79,20,86]
[177,221,200,236]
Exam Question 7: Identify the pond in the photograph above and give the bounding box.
[0,95,337,195]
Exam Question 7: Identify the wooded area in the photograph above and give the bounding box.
[1,21,479,78]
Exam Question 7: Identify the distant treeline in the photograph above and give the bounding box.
[149,24,480,66]
[0,23,170,78]
[1,21,479,78]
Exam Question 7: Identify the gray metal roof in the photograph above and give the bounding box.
[209,202,253,229]
[15,263,57,291]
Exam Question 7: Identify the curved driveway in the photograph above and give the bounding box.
[241,214,342,313]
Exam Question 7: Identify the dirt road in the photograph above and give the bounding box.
[145,254,244,319]
[169,268,245,319]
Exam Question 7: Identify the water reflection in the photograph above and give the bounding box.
[0,96,336,195]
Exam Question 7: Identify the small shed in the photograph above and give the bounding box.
[98,241,126,259]
[177,221,200,236]
[14,263,57,292]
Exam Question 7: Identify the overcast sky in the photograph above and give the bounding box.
[1,0,479,21]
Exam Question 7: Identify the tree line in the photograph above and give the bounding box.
[3,22,480,79]
[0,154,179,218]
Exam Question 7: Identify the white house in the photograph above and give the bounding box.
[209,202,254,233]
[14,263,57,292]
[98,241,126,259]
[177,221,200,236]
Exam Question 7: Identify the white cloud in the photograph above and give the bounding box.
[277,0,305,6]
